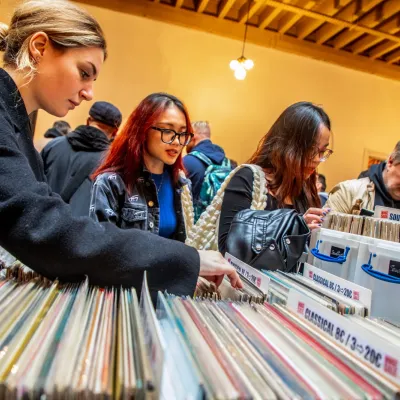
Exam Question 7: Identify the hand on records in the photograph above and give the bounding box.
[304,207,331,230]
[198,250,243,289]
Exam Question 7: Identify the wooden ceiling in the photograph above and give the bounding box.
[77,0,400,81]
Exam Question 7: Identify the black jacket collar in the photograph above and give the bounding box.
[0,68,31,135]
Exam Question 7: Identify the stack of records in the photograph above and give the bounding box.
[2,257,400,399]
[323,211,400,243]
[263,270,369,317]
[0,266,154,399]
[155,292,400,399]
[194,276,266,303]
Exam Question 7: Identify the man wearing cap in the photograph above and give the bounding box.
[41,101,122,217]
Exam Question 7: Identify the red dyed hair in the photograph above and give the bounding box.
[92,93,193,193]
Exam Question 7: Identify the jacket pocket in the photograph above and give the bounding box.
[121,204,148,230]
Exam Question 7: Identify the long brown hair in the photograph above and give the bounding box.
[92,93,192,193]
[248,101,331,210]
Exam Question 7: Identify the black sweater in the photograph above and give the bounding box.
[0,68,199,298]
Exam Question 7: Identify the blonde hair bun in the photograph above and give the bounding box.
[0,23,9,52]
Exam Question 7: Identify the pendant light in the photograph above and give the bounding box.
[229,0,254,80]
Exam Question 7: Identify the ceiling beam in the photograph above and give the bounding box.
[74,0,400,81]
[333,0,400,50]
[239,0,266,24]
[257,0,294,30]
[218,0,237,19]
[350,17,400,55]
[278,0,316,35]
[196,0,210,13]
[258,5,282,29]
[295,0,352,40]
[255,0,400,46]
[370,41,400,60]
[386,49,400,64]
[315,0,382,45]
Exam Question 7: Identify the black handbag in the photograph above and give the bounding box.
[225,208,310,272]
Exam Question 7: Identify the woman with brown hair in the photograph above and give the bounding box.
[186,102,332,258]
[218,101,332,254]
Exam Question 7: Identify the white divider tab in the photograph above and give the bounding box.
[287,289,400,385]
[303,263,372,310]
[225,253,270,294]
[375,205,400,221]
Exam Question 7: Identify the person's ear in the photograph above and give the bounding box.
[87,117,92,126]
[387,155,395,169]
[28,32,50,63]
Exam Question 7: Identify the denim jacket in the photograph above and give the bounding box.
[89,167,191,242]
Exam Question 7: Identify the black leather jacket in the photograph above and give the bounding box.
[89,167,190,242]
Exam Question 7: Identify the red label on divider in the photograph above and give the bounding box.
[381,211,389,219]
[384,356,398,377]
[297,302,305,315]
[353,291,359,300]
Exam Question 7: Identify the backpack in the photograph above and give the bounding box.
[190,151,232,222]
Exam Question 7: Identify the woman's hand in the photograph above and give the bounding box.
[198,250,243,289]
[303,207,331,230]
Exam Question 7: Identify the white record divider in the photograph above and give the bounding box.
[374,205,400,221]
[225,252,270,294]
[303,263,372,311]
[287,289,400,386]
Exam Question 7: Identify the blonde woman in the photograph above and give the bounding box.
[0,0,241,296]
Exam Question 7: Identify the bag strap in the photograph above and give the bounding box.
[179,170,195,237]
[185,164,268,250]
[190,151,213,166]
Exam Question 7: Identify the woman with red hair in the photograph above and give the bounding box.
[90,93,195,242]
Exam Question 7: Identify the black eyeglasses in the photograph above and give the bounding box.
[312,148,333,162]
[151,126,194,146]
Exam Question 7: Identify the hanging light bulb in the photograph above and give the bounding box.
[244,58,254,70]
[234,65,246,80]
[229,59,239,70]
[228,0,254,80]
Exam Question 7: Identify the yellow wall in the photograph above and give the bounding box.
[2,1,400,190]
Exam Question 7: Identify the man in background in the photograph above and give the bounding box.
[184,121,232,220]
[326,142,400,213]
[41,101,122,217]
[35,120,71,152]
[316,173,328,206]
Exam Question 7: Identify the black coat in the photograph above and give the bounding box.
[0,68,199,299]
[41,125,110,217]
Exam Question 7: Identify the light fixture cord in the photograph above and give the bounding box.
[241,0,250,57]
